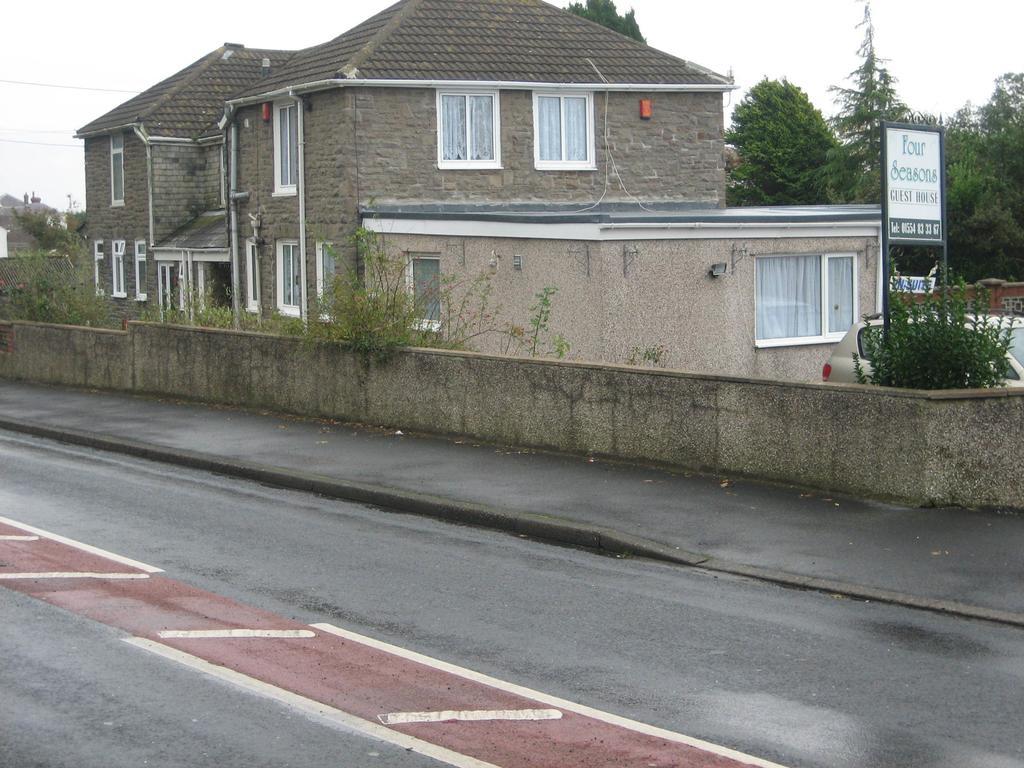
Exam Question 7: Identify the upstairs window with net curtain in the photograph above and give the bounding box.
[533,92,595,170]
[437,92,501,169]
[755,253,857,347]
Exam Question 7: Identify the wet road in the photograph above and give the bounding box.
[1,430,1022,767]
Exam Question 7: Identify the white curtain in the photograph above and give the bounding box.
[538,96,561,161]
[827,256,854,334]
[441,96,467,161]
[756,255,821,340]
[413,258,441,322]
[469,95,494,161]
[564,97,588,162]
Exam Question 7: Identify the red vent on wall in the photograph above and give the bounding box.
[262,103,272,123]
[639,98,653,120]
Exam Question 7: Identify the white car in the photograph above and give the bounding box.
[822,314,1024,387]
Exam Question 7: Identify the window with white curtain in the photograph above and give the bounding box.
[93,240,105,296]
[533,92,595,170]
[755,253,856,346]
[436,91,500,169]
[134,240,147,300]
[407,254,441,330]
[273,102,298,194]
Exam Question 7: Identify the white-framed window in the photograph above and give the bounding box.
[755,253,857,348]
[273,102,298,195]
[315,241,337,301]
[110,134,125,206]
[436,91,501,169]
[533,92,596,171]
[111,240,127,298]
[276,240,301,316]
[158,261,183,311]
[134,240,147,300]
[245,238,260,313]
[407,254,441,330]
[93,240,105,295]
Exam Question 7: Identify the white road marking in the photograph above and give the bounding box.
[157,629,316,639]
[123,637,502,768]
[0,535,40,541]
[312,623,789,768]
[379,709,562,725]
[0,572,150,580]
[0,515,163,573]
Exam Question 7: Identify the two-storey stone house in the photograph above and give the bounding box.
[81,0,882,380]
[77,43,292,317]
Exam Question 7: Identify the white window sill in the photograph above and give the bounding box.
[272,189,297,198]
[246,304,260,314]
[111,291,128,299]
[277,305,300,317]
[437,161,503,171]
[111,200,125,208]
[535,162,596,172]
[135,294,147,302]
[755,335,844,349]
[414,319,441,332]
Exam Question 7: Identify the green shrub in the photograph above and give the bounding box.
[0,251,114,328]
[855,275,1013,389]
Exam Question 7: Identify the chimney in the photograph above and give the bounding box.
[261,58,271,77]
[23,193,29,204]
[30,191,40,204]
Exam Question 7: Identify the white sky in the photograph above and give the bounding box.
[1,0,1020,211]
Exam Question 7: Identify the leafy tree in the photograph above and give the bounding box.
[945,74,1024,280]
[566,0,645,43]
[825,3,907,203]
[12,209,85,256]
[725,78,837,206]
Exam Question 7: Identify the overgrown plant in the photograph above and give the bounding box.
[502,285,571,359]
[308,228,502,359]
[0,251,114,327]
[855,273,1013,389]
[626,343,668,368]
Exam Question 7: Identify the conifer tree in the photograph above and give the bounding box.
[566,0,645,43]
[825,2,907,203]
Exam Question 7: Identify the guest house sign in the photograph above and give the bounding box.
[882,123,945,244]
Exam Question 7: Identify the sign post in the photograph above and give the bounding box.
[880,121,947,332]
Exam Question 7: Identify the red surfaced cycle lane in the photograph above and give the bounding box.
[0,516,787,768]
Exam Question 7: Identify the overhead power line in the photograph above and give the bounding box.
[0,138,81,148]
[0,127,77,135]
[0,78,139,94]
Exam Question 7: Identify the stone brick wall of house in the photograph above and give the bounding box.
[151,142,223,243]
[231,86,726,319]
[370,231,879,383]
[84,133,150,322]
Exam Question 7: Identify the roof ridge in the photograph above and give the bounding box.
[139,46,231,133]
[534,0,731,84]
[335,0,426,78]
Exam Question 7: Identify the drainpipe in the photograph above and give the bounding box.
[227,118,243,327]
[292,90,308,321]
[132,125,156,250]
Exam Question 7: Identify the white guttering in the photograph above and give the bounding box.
[75,121,142,140]
[132,125,156,250]
[362,217,881,242]
[219,77,736,124]
[292,90,308,321]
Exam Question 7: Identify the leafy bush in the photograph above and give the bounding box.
[855,276,1013,389]
[0,251,114,327]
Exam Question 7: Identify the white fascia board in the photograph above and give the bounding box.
[75,122,142,140]
[226,77,736,110]
[147,135,201,145]
[362,217,881,242]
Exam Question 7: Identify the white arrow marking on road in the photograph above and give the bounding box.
[379,709,563,725]
[0,572,150,580]
[157,629,316,639]
[0,535,40,541]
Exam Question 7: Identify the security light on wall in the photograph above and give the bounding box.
[709,262,728,278]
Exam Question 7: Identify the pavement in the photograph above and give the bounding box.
[1,379,1022,627]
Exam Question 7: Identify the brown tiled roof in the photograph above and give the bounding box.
[242,0,730,97]
[77,45,296,140]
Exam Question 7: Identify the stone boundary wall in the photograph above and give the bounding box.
[1,320,1021,510]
